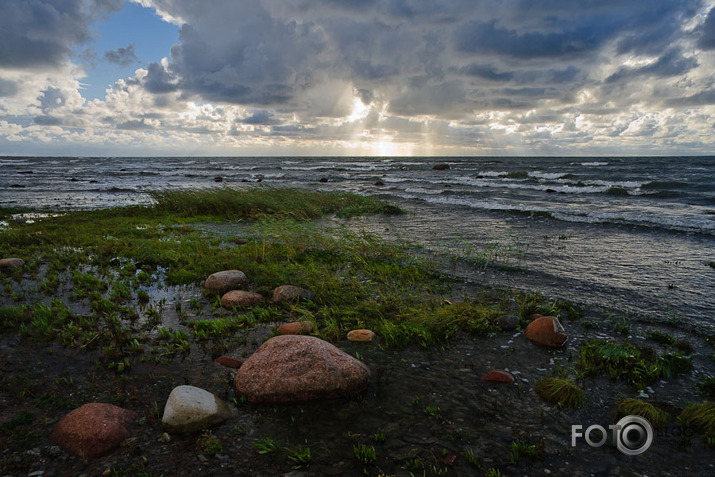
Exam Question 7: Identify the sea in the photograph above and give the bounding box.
[1,155,714,332]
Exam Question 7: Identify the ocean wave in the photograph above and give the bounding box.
[579,161,609,166]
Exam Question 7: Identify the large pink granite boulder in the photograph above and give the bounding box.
[50,403,136,460]
[220,290,263,308]
[234,335,370,403]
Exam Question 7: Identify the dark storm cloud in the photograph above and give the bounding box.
[696,7,715,50]
[133,0,710,118]
[605,49,699,83]
[455,20,612,59]
[104,44,140,67]
[242,110,281,125]
[0,0,122,68]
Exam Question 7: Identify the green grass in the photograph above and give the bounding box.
[578,339,693,388]
[615,398,670,427]
[679,402,715,442]
[148,187,402,219]
[533,378,584,409]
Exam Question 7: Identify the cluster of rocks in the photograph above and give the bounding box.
[47,268,569,460]
[481,314,568,386]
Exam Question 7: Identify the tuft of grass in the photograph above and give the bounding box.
[510,440,543,464]
[285,446,311,470]
[534,378,584,409]
[679,402,715,442]
[252,437,277,455]
[615,398,670,427]
[646,330,677,346]
[353,443,377,465]
[196,429,223,456]
[578,339,693,388]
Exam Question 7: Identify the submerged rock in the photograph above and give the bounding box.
[277,320,313,335]
[0,257,25,269]
[204,270,248,295]
[347,329,376,342]
[220,290,263,308]
[524,315,567,347]
[162,385,236,433]
[235,335,370,403]
[432,164,450,170]
[270,285,314,303]
[50,403,136,460]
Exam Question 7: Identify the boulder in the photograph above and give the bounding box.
[235,335,370,403]
[0,258,25,269]
[204,270,248,295]
[162,385,236,433]
[220,290,263,308]
[432,164,450,170]
[497,315,520,331]
[524,315,567,347]
[277,320,313,335]
[50,403,136,460]
[481,370,515,384]
[347,329,376,342]
[213,356,244,369]
[270,285,314,303]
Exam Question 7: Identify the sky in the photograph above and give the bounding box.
[1,0,715,157]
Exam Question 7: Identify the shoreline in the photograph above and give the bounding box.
[1,189,713,476]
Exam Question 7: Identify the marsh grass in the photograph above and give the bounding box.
[615,398,670,427]
[148,187,402,219]
[578,339,693,388]
[533,378,584,409]
[679,402,715,442]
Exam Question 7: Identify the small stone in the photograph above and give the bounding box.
[497,315,520,331]
[213,356,244,368]
[0,257,25,269]
[347,329,376,342]
[220,290,263,308]
[162,385,236,433]
[204,270,248,295]
[524,316,567,348]
[270,285,314,303]
[480,370,515,384]
[277,321,313,335]
[161,432,171,443]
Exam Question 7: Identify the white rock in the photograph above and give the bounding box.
[162,385,236,433]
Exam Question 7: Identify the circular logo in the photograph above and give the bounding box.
[615,415,653,456]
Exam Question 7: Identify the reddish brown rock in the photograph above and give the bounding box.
[480,370,515,384]
[220,290,263,308]
[214,356,244,368]
[524,315,567,347]
[277,320,313,335]
[432,163,450,170]
[0,258,24,269]
[204,270,248,295]
[50,403,137,460]
[347,329,376,342]
[271,285,315,303]
[234,335,370,403]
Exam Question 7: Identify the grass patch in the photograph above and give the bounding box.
[148,187,402,219]
[578,339,693,388]
[615,398,670,427]
[534,378,584,409]
[679,402,715,443]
